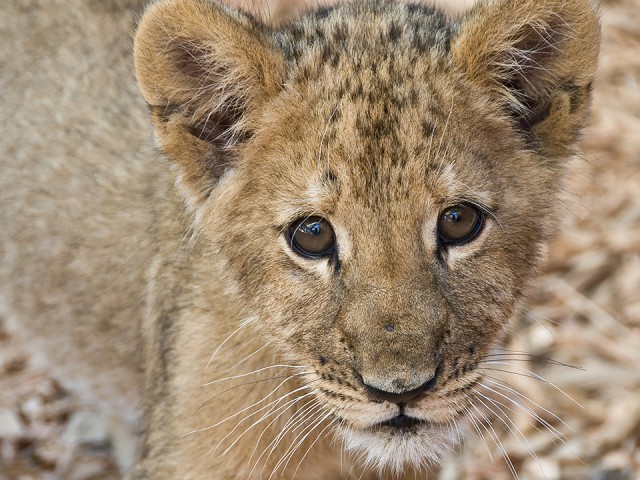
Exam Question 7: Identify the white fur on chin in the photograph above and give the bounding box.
[338,422,461,475]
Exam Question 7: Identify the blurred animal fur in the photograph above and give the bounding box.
[0,0,599,478]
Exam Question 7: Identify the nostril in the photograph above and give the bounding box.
[363,372,438,404]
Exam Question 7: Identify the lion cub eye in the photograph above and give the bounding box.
[289,216,336,258]
[437,204,484,245]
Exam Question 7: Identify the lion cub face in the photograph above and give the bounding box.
[135,0,599,471]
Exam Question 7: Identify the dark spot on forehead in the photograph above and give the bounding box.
[422,121,436,138]
[313,6,333,20]
[322,169,338,187]
[332,22,349,43]
[388,21,402,41]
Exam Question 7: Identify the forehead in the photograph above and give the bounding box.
[251,3,506,212]
[276,2,454,64]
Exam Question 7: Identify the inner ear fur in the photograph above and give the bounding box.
[452,0,600,155]
[134,0,285,207]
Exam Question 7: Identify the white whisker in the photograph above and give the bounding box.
[270,411,333,479]
[472,386,544,475]
[258,403,326,478]
[183,382,311,437]
[206,321,249,369]
[463,407,494,461]
[246,400,321,478]
[479,361,584,409]
[197,374,304,414]
[482,377,571,438]
[202,365,307,387]
[216,390,316,458]
[227,342,272,372]
[292,418,338,479]
[470,402,519,480]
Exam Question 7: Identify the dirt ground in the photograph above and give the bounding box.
[1,0,639,478]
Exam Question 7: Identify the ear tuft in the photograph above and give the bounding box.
[134,0,285,208]
[452,0,600,155]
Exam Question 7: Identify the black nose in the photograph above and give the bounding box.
[363,373,438,404]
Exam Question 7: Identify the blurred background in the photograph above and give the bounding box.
[1,0,638,478]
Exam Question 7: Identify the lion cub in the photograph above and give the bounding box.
[0,0,599,478]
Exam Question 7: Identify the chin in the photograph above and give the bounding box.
[337,420,462,475]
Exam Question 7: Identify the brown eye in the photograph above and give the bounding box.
[437,204,484,245]
[289,216,336,258]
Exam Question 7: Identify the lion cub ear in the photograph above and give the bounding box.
[134,0,285,208]
[452,0,600,156]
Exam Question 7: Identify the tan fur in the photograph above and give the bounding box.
[0,0,599,478]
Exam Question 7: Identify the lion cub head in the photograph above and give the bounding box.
[135,0,599,471]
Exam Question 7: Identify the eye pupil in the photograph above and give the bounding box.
[289,216,336,258]
[437,203,484,245]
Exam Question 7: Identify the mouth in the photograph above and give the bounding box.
[376,413,426,430]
